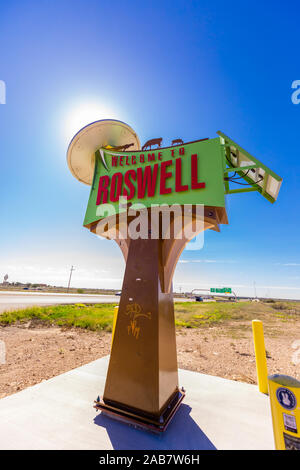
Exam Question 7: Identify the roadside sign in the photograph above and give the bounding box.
[210,287,232,293]
[83,137,225,226]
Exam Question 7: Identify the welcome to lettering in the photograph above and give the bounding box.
[109,146,185,168]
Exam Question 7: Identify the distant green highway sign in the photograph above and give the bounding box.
[210,287,232,294]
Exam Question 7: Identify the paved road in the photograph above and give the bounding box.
[0,291,120,313]
[0,291,193,313]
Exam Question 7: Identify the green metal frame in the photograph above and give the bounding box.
[217,131,282,204]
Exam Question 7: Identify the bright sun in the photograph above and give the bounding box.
[64,100,124,143]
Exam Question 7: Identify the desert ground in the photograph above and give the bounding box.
[0,301,299,399]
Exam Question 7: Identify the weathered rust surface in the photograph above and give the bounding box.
[95,388,185,433]
[103,237,178,417]
[98,206,228,425]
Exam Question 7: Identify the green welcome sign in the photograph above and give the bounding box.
[84,138,225,226]
[67,120,282,228]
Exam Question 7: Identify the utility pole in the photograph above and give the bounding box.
[253,281,257,299]
[67,266,75,293]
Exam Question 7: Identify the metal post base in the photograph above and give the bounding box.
[94,388,185,433]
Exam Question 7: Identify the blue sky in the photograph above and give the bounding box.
[0,0,299,298]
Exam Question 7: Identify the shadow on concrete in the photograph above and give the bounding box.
[94,404,216,450]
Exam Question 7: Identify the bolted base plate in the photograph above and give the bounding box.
[94,388,185,433]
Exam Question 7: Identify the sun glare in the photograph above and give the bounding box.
[64,100,124,143]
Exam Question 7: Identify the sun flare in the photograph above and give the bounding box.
[64,100,123,143]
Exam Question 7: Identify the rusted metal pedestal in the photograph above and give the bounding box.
[94,238,183,432]
[93,207,227,432]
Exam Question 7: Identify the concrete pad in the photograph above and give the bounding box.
[0,356,274,450]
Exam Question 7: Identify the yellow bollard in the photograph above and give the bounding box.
[252,319,268,394]
[111,306,119,346]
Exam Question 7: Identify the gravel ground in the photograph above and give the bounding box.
[0,319,300,399]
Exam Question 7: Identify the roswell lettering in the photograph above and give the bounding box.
[96,154,205,205]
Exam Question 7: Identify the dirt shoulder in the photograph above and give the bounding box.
[1,314,300,399]
[177,326,300,384]
[0,323,111,399]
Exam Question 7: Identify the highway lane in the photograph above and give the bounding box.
[0,291,120,313]
[0,291,193,313]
